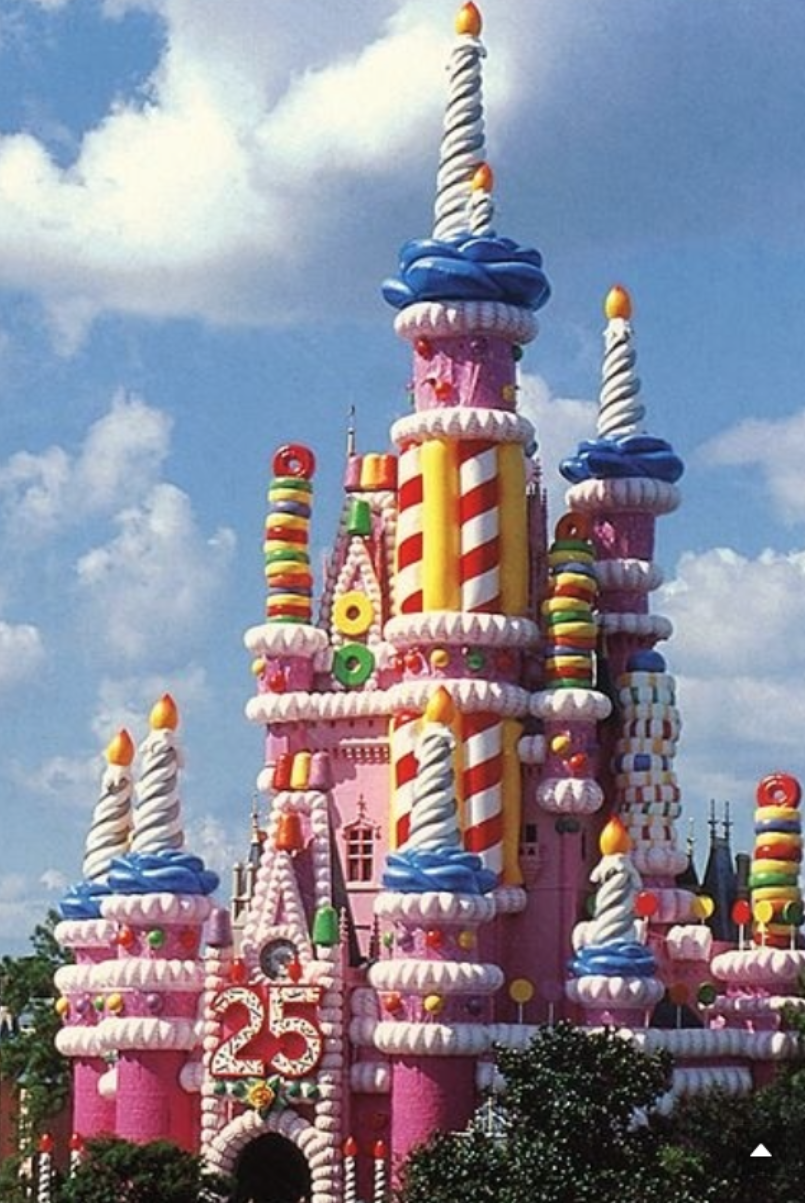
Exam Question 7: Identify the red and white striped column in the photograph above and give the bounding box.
[462,711,504,878]
[389,711,420,849]
[394,442,424,615]
[458,439,500,612]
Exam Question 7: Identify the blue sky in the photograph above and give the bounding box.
[1,0,804,953]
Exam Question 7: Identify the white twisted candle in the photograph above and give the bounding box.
[83,730,134,880]
[597,286,645,439]
[433,4,487,241]
[130,695,185,855]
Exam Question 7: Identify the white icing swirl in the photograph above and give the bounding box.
[394,300,538,344]
[404,723,461,852]
[83,762,133,881]
[581,853,642,946]
[131,727,184,854]
[433,30,486,240]
[597,317,645,439]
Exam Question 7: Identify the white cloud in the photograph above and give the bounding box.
[0,391,172,539]
[75,481,235,661]
[185,813,242,884]
[517,372,596,525]
[39,867,68,892]
[700,409,805,526]
[0,618,45,689]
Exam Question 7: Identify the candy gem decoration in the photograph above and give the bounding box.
[750,772,803,948]
[130,695,184,855]
[82,729,135,882]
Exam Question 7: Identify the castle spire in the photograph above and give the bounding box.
[432,3,487,240]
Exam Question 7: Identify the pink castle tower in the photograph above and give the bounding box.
[55,696,219,1151]
[54,729,134,1138]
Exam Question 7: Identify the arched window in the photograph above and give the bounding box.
[344,798,379,885]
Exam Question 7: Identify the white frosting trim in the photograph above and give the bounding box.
[384,611,539,649]
[363,1019,492,1057]
[598,612,673,639]
[391,407,534,449]
[632,1027,800,1061]
[632,846,688,876]
[101,894,213,924]
[246,689,392,725]
[55,959,206,993]
[565,477,681,514]
[517,734,546,764]
[374,891,496,925]
[565,976,664,1008]
[531,690,612,721]
[390,679,530,717]
[94,1015,201,1052]
[493,886,528,914]
[369,959,503,994]
[536,778,605,815]
[711,947,805,984]
[244,623,329,658]
[55,918,117,948]
[349,1061,391,1094]
[594,559,664,592]
[394,300,538,345]
[55,1026,107,1057]
[665,925,713,962]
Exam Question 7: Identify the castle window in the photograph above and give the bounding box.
[344,798,378,884]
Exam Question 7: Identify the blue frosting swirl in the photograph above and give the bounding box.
[382,234,550,312]
[58,879,112,920]
[383,847,497,895]
[560,434,684,485]
[106,850,219,896]
[569,940,657,978]
[628,650,666,673]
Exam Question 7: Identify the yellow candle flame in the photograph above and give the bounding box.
[425,686,455,726]
[605,284,632,321]
[105,728,135,767]
[149,693,179,731]
[472,163,494,193]
[456,2,482,37]
[599,815,631,856]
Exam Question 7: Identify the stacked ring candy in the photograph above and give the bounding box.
[611,649,684,872]
[540,512,597,689]
[264,444,316,624]
[750,772,803,948]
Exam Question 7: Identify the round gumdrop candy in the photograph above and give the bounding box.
[147,928,166,949]
[627,650,666,673]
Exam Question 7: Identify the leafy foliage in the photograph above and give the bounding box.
[396,1022,718,1203]
[56,1137,232,1203]
[0,911,73,1154]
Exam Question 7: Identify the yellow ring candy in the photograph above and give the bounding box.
[751,885,801,902]
[333,590,373,637]
[752,858,800,875]
[755,804,800,823]
[542,596,592,614]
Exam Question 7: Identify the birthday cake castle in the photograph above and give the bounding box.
[49,6,805,1202]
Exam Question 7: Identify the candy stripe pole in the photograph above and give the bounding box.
[343,1137,358,1203]
[497,442,528,615]
[433,3,486,241]
[390,713,419,848]
[462,712,503,878]
[421,438,460,610]
[37,1135,53,1203]
[459,439,500,612]
[395,443,424,614]
[501,718,524,886]
[373,1140,388,1203]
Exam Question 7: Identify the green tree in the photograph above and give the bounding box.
[56,1137,232,1203]
[0,912,72,1158]
[396,1022,717,1203]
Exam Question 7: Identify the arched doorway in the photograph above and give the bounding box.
[232,1132,312,1203]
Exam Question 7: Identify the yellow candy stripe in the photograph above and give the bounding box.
[422,439,460,610]
[498,442,528,615]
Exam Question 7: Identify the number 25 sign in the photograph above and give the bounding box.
[210,984,323,1080]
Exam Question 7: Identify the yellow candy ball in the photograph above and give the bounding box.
[55,997,70,1017]
[423,993,444,1015]
[251,657,266,676]
[509,978,535,1005]
[457,930,476,951]
[550,733,572,757]
[430,648,450,670]
[106,992,124,1014]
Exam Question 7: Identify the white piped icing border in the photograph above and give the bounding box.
[354,1018,492,1057]
[374,891,496,925]
[246,689,393,725]
[711,947,805,985]
[369,959,503,994]
[536,777,604,815]
[566,975,664,1008]
[598,612,673,639]
[244,623,329,658]
[393,300,538,345]
[100,893,214,924]
[55,959,205,993]
[531,689,612,721]
[594,558,664,592]
[565,477,681,514]
[384,611,539,648]
[665,925,713,962]
[55,918,117,948]
[391,407,534,449]
[390,679,530,717]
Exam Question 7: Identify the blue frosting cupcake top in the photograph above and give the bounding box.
[382,234,550,312]
[569,940,657,979]
[560,433,684,485]
[382,846,497,895]
[58,849,219,918]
